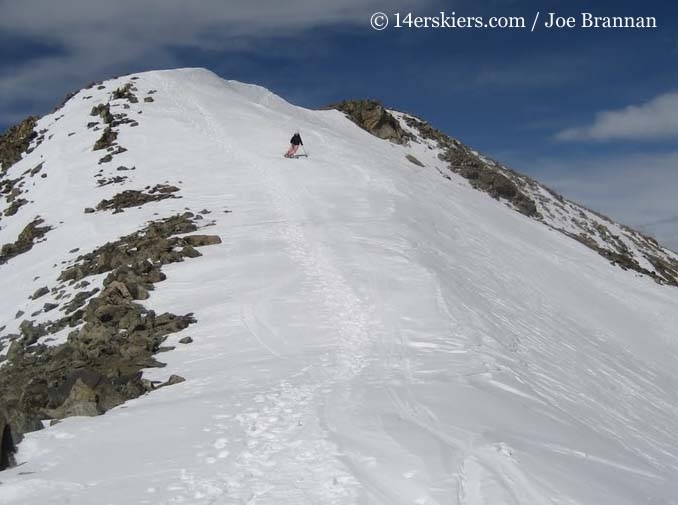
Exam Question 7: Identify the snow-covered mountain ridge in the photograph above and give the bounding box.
[331,99,678,285]
[0,68,677,505]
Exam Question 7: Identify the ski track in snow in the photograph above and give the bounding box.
[1,69,678,505]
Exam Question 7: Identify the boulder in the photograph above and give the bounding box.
[328,100,413,144]
[184,235,222,247]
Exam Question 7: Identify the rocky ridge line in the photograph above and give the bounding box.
[0,212,222,470]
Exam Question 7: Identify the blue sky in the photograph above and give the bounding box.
[1,0,677,248]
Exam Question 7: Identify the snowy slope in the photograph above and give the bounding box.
[390,110,678,286]
[1,68,678,505]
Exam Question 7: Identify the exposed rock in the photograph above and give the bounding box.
[112,83,139,103]
[443,147,538,216]
[0,217,52,265]
[144,97,154,103]
[97,175,128,187]
[93,127,117,151]
[0,213,222,458]
[406,154,424,167]
[404,115,539,217]
[90,104,114,124]
[19,319,48,346]
[46,377,101,418]
[183,235,222,247]
[329,100,413,144]
[84,207,95,214]
[401,113,678,285]
[179,336,193,344]
[31,286,49,299]
[62,288,100,313]
[0,117,38,172]
[4,197,28,217]
[95,185,180,212]
[162,375,185,386]
[0,409,17,471]
[28,162,44,177]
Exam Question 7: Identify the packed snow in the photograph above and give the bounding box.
[1,68,677,504]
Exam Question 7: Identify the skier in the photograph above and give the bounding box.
[284,131,303,158]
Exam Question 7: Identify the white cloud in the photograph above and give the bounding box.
[555,91,678,141]
[0,0,426,122]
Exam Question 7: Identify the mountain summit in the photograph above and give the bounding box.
[1,68,677,504]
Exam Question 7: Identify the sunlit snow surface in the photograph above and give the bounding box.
[1,69,677,505]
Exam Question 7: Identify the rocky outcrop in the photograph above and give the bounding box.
[400,113,678,285]
[0,217,51,264]
[329,100,414,144]
[112,83,139,104]
[0,409,16,471]
[405,154,424,167]
[94,184,180,213]
[0,213,221,463]
[90,103,114,125]
[0,117,38,172]
[441,147,538,217]
[404,115,539,217]
[93,127,118,151]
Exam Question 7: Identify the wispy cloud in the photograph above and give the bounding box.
[0,0,427,124]
[555,91,678,142]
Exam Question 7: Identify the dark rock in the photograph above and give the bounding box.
[163,375,185,386]
[0,213,219,454]
[4,198,28,217]
[143,97,154,103]
[43,303,58,312]
[403,115,539,218]
[1,410,18,470]
[112,83,139,104]
[84,207,95,214]
[93,127,117,151]
[97,175,128,187]
[178,336,193,344]
[328,100,413,144]
[0,217,52,265]
[31,286,49,299]
[29,163,44,176]
[19,320,48,346]
[0,117,38,172]
[184,235,222,247]
[90,104,114,124]
[95,185,180,212]
[406,154,424,167]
